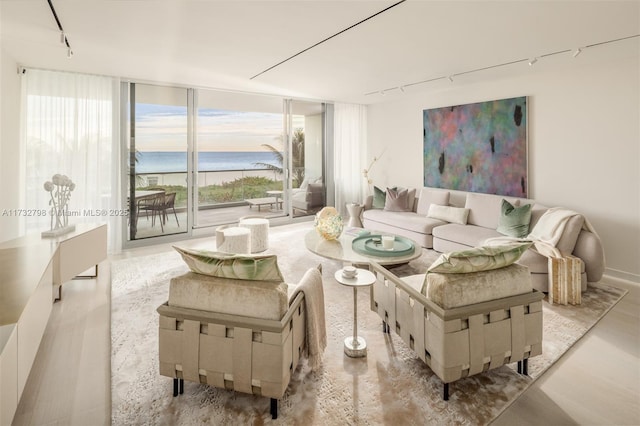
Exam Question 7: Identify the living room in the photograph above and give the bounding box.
[1,1,638,425]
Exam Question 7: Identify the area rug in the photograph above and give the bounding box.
[111,222,626,425]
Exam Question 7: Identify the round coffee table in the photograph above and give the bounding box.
[334,267,376,357]
[304,229,421,266]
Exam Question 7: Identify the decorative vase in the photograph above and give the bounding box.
[314,206,344,240]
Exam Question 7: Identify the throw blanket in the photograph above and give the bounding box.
[487,207,599,259]
[291,266,327,371]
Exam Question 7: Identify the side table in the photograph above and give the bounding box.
[334,267,376,357]
[346,203,364,228]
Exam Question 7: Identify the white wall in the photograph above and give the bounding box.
[367,54,640,282]
[0,48,21,243]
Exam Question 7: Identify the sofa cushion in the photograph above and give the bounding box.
[465,192,521,229]
[373,186,386,209]
[433,223,502,247]
[168,272,288,321]
[427,242,532,274]
[422,263,532,309]
[384,187,410,212]
[363,209,446,234]
[174,247,284,282]
[416,188,450,215]
[427,204,469,225]
[496,199,532,238]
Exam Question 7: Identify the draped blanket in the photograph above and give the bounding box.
[291,266,327,371]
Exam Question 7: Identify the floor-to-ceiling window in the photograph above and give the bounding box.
[126,83,190,241]
[123,82,328,245]
[194,90,285,227]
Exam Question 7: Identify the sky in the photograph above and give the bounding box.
[134,103,304,152]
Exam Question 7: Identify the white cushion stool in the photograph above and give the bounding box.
[239,217,269,253]
[215,225,251,254]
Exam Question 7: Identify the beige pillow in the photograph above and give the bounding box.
[427,242,533,274]
[173,246,284,281]
[384,187,410,212]
[427,204,469,225]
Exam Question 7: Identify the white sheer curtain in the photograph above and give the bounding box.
[333,103,367,216]
[20,69,122,252]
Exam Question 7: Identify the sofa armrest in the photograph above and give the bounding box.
[572,230,605,282]
[364,195,373,210]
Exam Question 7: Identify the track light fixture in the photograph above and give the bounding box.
[48,0,73,59]
[365,34,639,97]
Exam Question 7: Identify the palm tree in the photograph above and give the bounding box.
[254,128,306,187]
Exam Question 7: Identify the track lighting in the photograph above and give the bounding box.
[364,34,639,97]
[48,0,73,59]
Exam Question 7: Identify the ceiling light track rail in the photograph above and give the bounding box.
[47,0,73,58]
[365,34,639,97]
[250,0,406,80]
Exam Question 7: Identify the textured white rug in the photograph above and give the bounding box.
[111,222,626,425]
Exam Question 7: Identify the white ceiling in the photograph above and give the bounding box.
[1,1,638,104]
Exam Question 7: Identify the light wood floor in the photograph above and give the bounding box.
[11,238,640,425]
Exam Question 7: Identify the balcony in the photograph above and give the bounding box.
[130,169,320,240]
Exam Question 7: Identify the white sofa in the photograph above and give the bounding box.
[363,187,605,293]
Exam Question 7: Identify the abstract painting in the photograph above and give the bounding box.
[423,96,528,197]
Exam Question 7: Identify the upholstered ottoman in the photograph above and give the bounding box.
[239,217,269,253]
[215,225,251,254]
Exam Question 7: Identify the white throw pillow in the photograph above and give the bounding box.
[427,204,469,225]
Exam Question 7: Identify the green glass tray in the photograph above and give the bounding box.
[351,234,415,257]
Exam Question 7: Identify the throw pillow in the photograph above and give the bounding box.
[384,187,410,212]
[173,247,284,281]
[372,185,386,209]
[427,242,533,274]
[427,204,470,225]
[496,199,532,238]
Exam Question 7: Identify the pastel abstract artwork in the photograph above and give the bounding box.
[423,96,528,197]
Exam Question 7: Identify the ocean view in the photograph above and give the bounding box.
[135,151,281,174]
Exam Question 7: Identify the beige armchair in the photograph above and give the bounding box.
[369,261,543,400]
[157,266,324,419]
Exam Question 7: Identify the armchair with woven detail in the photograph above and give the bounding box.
[369,244,543,400]
[157,248,326,420]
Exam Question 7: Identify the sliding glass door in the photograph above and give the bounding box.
[126,83,190,241]
[288,100,326,217]
[194,91,285,227]
[123,82,328,245]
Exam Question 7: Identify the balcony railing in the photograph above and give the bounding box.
[134,168,285,209]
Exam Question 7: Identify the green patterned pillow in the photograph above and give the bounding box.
[497,199,532,238]
[174,247,284,281]
[427,242,533,274]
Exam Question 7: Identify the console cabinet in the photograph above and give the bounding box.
[0,223,107,424]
